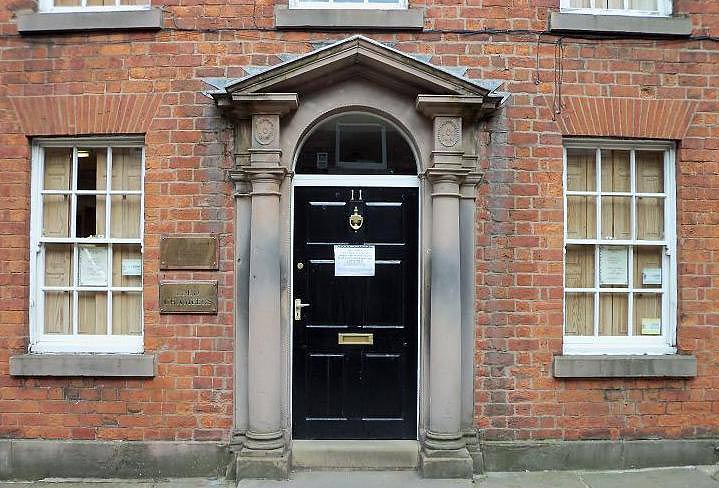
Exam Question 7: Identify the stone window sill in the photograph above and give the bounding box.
[549,12,692,37]
[553,354,697,378]
[16,8,162,34]
[10,353,156,377]
[274,6,424,30]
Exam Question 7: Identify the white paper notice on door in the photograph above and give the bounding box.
[599,246,628,286]
[334,245,375,277]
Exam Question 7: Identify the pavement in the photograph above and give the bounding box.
[1,466,718,487]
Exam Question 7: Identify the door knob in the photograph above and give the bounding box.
[294,298,310,321]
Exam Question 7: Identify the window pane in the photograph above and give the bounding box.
[636,151,664,193]
[113,244,142,288]
[599,293,628,335]
[78,291,108,335]
[77,148,106,191]
[634,246,663,289]
[76,195,106,238]
[43,148,72,190]
[120,0,151,4]
[568,0,591,6]
[634,293,662,336]
[565,293,594,336]
[78,245,109,287]
[110,195,141,238]
[43,195,70,237]
[112,292,142,335]
[601,196,631,239]
[567,196,596,239]
[54,0,82,5]
[111,148,142,191]
[627,0,658,9]
[566,148,596,191]
[601,150,630,192]
[86,0,116,5]
[636,197,664,240]
[44,244,73,287]
[565,245,594,288]
[44,291,72,334]
[599,245,629,288]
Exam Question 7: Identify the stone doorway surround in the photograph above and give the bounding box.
[210,36,506,480]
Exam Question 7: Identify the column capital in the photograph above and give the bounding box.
[244,165,287,181]
[460,172,483,199]
[425,166,470,187]
[229,169,252,198]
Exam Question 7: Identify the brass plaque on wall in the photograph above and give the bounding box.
[159,281,218,314]
[160,235,218,270]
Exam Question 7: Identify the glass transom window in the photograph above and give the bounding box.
[560,0,671,16]
[30,140,144,353]
[563,141,676,355]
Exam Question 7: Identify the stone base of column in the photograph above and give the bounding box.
[235,447,290,481]
[464,429,484,474]
[419,446,473,479]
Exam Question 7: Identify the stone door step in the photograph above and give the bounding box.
[291,440,420,470]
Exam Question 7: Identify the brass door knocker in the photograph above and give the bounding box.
[349,206,363,231]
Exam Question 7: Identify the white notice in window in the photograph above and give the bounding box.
[122,258,142,276]
[642,267,662,286]
[599,246,628,285]
[641,318,661,335]
[334,245,375,277]
[79,245,108,286]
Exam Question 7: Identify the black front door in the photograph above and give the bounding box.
[292,186,418,439]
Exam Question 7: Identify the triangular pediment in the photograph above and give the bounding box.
[219,35,497,98]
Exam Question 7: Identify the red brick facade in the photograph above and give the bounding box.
[1,0,719,445]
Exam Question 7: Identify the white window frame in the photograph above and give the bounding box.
[563,139,677,355]
[29,137,145,354]
[559,0,671,17]
[288,0,407,11]
[38,0,151,13]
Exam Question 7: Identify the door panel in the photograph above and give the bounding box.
[293,186,418,439]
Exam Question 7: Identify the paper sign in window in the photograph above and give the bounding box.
[641,318,661,335]
[122,259,142,276]
[642,267,662,286]
[334,245,375,277]
[599,246,628,285]
[79,245,108,286]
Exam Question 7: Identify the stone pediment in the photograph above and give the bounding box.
[212,35,505,112]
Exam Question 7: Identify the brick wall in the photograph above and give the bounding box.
[1,0,718,442]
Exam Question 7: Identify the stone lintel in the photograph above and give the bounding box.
[553,354,697,378]
[549,11,692,37]
[10,354,155,377]
[417,94,492,118]
[274,6,424,30]
[16,9,162,34]
[217,93,299,117]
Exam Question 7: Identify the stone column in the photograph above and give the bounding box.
[460,173,482,472]
[230,171,251,450]
[420,116,473,479]
[236,113,290,480]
